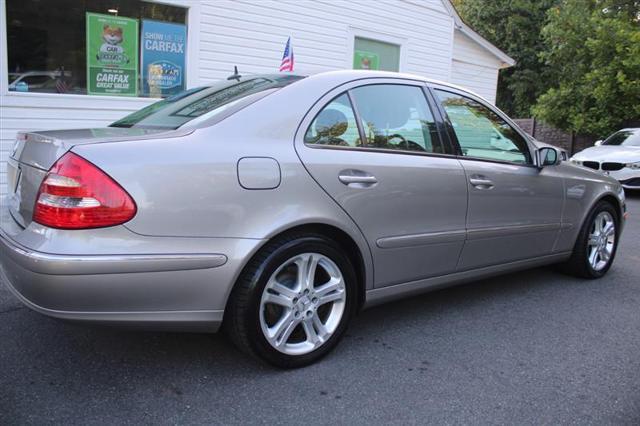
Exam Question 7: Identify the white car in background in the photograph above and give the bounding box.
[571,128,640,190]
[8,70,71,92]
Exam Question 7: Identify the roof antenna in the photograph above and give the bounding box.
[227,66,241,81]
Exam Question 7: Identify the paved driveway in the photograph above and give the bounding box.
[1,194,639,425]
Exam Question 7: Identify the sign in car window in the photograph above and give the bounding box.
[86,13,138,96]
[141,20,187,98]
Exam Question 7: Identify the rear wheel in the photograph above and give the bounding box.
[225,233,356,368]
[560,201,619,278]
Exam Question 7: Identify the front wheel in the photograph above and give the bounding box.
[560,201,619,278]
[225,233,356,368]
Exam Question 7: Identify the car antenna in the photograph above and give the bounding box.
[227,66,241,81]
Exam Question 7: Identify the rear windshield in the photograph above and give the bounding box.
[602,130,640,147]
[110,74,305,130]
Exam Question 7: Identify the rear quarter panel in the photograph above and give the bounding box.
[72,76,375,289]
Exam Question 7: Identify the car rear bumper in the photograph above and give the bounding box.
[0,210,263,332]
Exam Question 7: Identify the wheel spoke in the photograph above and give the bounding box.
[588,235,599,246]
[588,247,599,268]
[603,222,615,238]
[263,292,294,308]
[269,279,299,299]
[296,254,319,291]
[599,247,610,262]
[312,313,329,340]
[302,319,321,345]
[318,290,344,307]
[315,277,342,297]
[267,311,299,347]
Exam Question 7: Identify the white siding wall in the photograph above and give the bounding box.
[451,30,501,103]
[197,0,454,83]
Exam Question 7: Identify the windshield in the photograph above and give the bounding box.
[110,74,305,130]
[602,130,640,147]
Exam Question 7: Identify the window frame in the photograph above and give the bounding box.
[303,80,453,158]
[0,0,199,101]
[427,84,537,168]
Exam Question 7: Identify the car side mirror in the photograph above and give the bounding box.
[537,147,560,168]
[594,140,603,146]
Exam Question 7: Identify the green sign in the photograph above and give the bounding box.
[86,13,138,96]
[353,50,380,71]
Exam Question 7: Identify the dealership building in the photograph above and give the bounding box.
[0,0,513,196]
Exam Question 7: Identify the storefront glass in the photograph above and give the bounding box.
[6,0,187,98]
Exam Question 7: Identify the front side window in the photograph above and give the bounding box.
[435,90,531,164]
[351,85,441,153]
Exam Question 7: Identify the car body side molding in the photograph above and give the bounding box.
[364,251,572,308]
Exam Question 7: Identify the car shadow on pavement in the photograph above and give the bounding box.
[2,251,638,424]
[1,265,591,374]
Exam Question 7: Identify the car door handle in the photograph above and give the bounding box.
[338,171,378,187]
[469,175,494,189]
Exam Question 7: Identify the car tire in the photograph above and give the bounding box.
[224,232,357,368]
[559,200,619,279]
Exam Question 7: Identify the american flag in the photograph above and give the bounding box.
[279,37,294,72]
[55,68,69,94]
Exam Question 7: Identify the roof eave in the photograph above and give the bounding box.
[442,0,516,68]
[456,25,516,68]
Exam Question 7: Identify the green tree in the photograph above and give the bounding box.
[451,0,558,117]
[533,0,640,136]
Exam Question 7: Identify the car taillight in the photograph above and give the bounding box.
[34,152,136,229]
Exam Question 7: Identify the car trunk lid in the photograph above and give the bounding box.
[6,127,189,228]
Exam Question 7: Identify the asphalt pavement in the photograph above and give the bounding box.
[1,194,639,425]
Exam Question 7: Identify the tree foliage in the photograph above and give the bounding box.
[451,0,558,117]
[533,0,640,136]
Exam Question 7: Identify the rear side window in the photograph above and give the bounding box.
[305,84,442,154]
[304,94,361,147]
[351,85,441,153]
[435,90,531,164]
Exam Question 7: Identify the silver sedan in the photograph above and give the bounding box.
[0,71,627,367]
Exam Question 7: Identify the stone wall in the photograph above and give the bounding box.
[513,118,596,155]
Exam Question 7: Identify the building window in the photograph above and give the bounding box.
[353,37,400,72]
[6,0,187,98]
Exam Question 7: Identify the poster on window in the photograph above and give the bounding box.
[141,20,187,98]
[86,13,138,96]
[353,50,380,71]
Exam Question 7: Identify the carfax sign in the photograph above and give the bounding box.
[86,13,138,96]
[141,20,187,97]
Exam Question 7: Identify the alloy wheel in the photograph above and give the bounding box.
[259,253,346,356]
[587,211,616,271]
